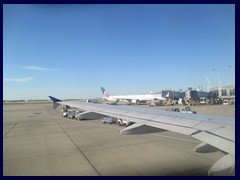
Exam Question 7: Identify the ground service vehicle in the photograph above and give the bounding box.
[117,118,134,127]
[62,109,68,117]
[179,107,196,114]
[67,109,82,119]
[223,100,229,105]
[101,117,118,124]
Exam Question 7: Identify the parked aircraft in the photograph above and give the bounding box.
[101,87,166,104]
[49,96,235,176]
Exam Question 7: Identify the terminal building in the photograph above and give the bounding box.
[161,86,235,105]
[162,90,183,100]
[162,89,209,101]
[210,85,235,105]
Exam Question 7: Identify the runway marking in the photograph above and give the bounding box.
[4,120,21,137]
[4,114,26,137]
[42,105,47,116]
[53,118,101,176]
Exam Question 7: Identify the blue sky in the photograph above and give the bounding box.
[3,4,235,100]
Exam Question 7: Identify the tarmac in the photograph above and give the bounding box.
[3,103,234,176]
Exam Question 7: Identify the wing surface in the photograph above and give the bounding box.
[52,98,234,155]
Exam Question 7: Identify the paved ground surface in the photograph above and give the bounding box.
[3,103,234,176]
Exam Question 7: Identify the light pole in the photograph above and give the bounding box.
[201,74,211,92]
[212,69,222,97]
[228,65,234,85]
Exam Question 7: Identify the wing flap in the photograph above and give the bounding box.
[152,115,200,127]
[120,116,198,136]
[192,132,235,155]
[194,123,235,142]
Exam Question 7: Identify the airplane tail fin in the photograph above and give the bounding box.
[101,87,110,97]
[49,96,62,109]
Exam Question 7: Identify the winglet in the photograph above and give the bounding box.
[100,87,110,97]
[49,96,61,109]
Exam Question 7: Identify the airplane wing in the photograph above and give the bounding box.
[49,96,235,176]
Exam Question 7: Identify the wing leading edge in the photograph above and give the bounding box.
[49,96,235,176]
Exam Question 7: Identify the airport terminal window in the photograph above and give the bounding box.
[230,89,235,96]
[222,90,227,96]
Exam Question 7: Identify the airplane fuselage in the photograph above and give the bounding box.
[103,94,165,103]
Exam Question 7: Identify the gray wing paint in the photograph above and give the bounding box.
[56,100,234,155]
[49,97,235,175]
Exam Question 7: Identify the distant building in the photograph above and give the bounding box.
[162,90,183,100]
[210,85,235,104]
[183,89,209,100]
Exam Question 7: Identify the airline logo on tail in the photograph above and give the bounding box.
[101,87,110,97]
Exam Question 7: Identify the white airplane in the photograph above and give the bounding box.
[101,87,166,104]
[49,96,234,176]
